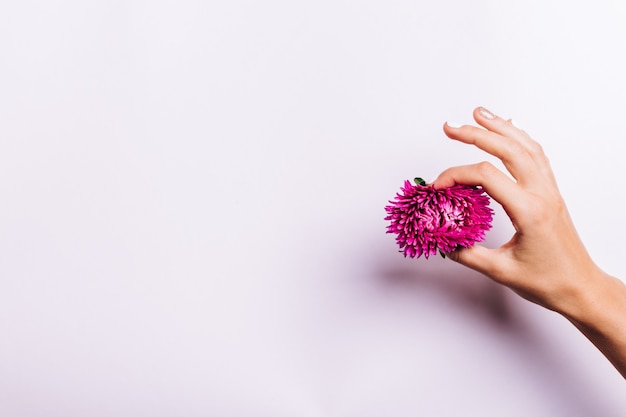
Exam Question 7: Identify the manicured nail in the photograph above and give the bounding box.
[478,107,496,120]
[445,121,463,128]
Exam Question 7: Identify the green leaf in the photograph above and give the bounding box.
[414,177,426,186]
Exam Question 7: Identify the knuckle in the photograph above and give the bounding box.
[526,141,553,170]
[506,137,549,168]
[506,141,526,158]
[526,140,545,157]
[439,166,455,178]
[476,161,495,177]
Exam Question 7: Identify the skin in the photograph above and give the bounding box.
[433,107,626,379]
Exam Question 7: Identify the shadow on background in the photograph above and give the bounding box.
[371,252,619,416]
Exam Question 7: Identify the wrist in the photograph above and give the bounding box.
[560,268,626,378]
[563,268,626,337]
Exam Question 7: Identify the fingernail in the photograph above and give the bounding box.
[445,121,463,128]
[478,107,496,120]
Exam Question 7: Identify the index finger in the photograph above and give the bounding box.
[443,107,545,185]
[433,162,525,222]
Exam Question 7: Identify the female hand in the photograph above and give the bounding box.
[433,106,595,313]
[434,107,626,377]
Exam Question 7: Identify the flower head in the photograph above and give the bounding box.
[385,179,494,259]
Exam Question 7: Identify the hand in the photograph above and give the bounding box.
[434,107,626,378]
[433,107,602,315]
[433,107,626,378]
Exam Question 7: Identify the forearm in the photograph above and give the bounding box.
[563,270,626,379]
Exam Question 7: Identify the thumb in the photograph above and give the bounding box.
[447,244,501,279]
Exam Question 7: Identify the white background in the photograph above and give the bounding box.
[1,0,625,415]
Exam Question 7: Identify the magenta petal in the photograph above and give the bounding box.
[384,181,494,259]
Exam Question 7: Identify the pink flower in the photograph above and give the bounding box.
[385,179,493,259]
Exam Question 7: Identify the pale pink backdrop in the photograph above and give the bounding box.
[1,0,625,415]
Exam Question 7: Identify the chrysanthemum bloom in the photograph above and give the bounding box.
[385,178,494,259]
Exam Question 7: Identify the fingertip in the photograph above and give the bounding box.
[444,248,461,262]
[444,121,463,129]
[443,121,460,139]
[431,171,455,190]
[449,244,497,277]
